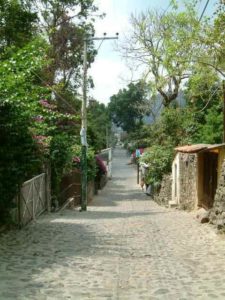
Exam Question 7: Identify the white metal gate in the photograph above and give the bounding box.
[18,173,47,226]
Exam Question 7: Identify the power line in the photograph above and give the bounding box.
[199,0,210,22]
[197,85,221,113]
[30,69,78,114]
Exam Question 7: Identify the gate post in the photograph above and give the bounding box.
[108,148,112,179]
[45,162,51,212]
[32,180,36,221]
[17,189,22,229]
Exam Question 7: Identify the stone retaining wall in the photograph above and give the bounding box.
[210,159,225,230]
[154,174,172,207]
[179,153,198,210]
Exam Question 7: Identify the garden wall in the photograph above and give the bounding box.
[60,169,95,207]
[154,174,172,207]
[210,159,225,230]
[179,153,198,210]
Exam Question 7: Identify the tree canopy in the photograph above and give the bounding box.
[121,3,203,107]
[108,82,148,132]
[0,0,104,223]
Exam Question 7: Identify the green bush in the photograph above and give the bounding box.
[72,144,97,182]
[140,145,174,186]
[0,103,42,223]
[50,133,74,197]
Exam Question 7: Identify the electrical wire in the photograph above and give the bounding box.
[199,0,210,21]
[30,69,78,114]
[96,39,105,52]
[196,85,221,113]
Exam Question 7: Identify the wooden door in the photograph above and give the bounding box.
[203,152,218,209]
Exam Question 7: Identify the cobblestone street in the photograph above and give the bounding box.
[1,148,225,300]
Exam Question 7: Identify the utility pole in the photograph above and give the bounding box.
[80,33,119,211]
[80,39,88,211]
[106,126,109,148]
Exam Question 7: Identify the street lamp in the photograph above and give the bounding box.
[80,33,119,211]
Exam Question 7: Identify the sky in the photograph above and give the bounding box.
[89,0,218,105]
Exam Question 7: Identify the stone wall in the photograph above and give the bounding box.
[179,153,198,210]
[154,174,172,207]
[210,159,225,230]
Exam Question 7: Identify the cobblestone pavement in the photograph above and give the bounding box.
[1,148,225,300]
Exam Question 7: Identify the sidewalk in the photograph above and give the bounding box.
[1,147,225,300]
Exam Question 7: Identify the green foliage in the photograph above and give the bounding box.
[194,102,223,144]
[50,134,97,198]
[116,1,224,193]
[86,148,97,181]
[126,2,203,107]
[185,65,223,144]
[125,125,150,152]
[72,144,97,182]
[185,65,220,109]
[0,0,38,54]
[0,0,102,222]
[140,145,174,186]
[0,40,50,223]
[31,0,98,92]
[0,38,50,109]
[138,107,194,148]
[87,101,111,151]
[0,103,42,223]
[50,133,75,196]
[108,82,148,132]
[201,0,225,77]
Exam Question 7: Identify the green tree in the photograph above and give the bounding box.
[0,103,42,223]
[197,103,223,144]
[108,82,148,132]
[87,100,111,152]
[0,0,38,54]
[185,65,223,144]
[140,144,174,186]
[29,0,98,91]
[122,2,204,107]
[198,0,225,78]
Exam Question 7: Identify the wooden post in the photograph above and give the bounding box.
[45,162,51,213]
[137,162,140,184]
[17,189,22,229]
[32,180,35,221]
[108,148,112,179]
[81,39,88,212]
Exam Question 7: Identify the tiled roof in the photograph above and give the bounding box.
[175,144,225,153]
[175,144,211,153]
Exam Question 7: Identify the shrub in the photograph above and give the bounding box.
[0,103,42,223]
[140,145,174,187]
[72,144,97,182]
[50,133,74,197]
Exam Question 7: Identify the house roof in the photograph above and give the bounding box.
[175,144,225,153]
[175,144,209,153]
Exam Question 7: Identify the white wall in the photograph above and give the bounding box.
[172,153,180,205]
